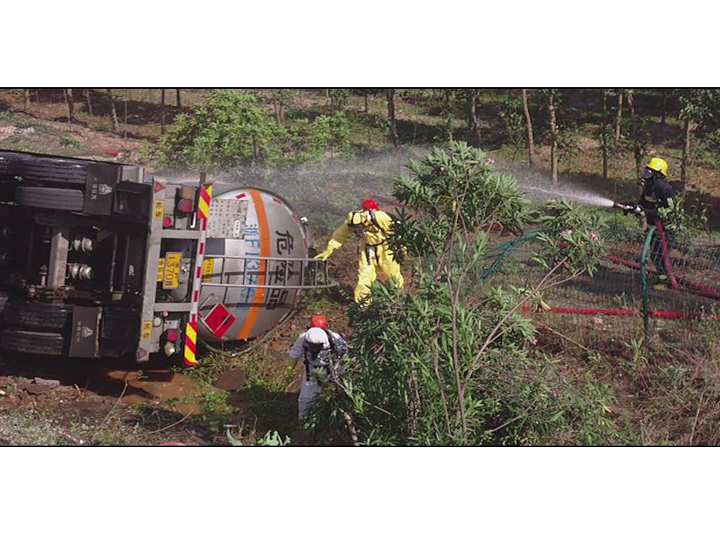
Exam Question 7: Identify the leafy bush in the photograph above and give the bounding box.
[282,112,351,164]
[152,90,352,171]
[59,135,81,149]
[657,193,708,239]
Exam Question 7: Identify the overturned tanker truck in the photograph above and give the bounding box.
[0,150,335,364]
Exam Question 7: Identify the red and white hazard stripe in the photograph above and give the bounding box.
[184,184,212,366]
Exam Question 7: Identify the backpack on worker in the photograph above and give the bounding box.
[348,210,386,241]
[303,328,343,383]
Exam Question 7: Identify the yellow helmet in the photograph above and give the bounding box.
[646,157,668,177]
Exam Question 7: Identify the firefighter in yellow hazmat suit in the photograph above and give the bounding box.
[315,198,404,303]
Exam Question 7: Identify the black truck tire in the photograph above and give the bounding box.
[2,300,72,330]
[0,150,92,186]
[14,186,85,211]
[1,327,65,356]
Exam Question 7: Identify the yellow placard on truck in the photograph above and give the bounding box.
[153,200,165,221]
[141,320,153,341]
[202,258,214,281]
[162,252,182,290]
[157,257,165,282]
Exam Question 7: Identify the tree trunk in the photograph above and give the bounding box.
[601,89,608,182]
[160,89,166,134]
[85,89,93,116]
[467,89,481,148]
[176,89,181,108]
[64,89,75,123]
[412,91,418,145]
[364,92,369,113]
[548,91,558,185]
[627,91,642,179]
[387,88,398,147]
[681,116,691,184]
[107,89,119,133]
[661,89,667,125]
[444,90,453,142]
[272,92,282,125]
[124,90,129,138]
[615,89,623,144]
[521,89,535,168]
[325,89,330,106]
[24,89,30,112]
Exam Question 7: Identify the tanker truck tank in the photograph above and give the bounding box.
[197,183,334,344]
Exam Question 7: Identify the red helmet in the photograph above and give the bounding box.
[310,315,328,330]
[361,198,379,211]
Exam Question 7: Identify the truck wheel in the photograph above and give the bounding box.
[15,186,84,211]
[1,327,65,356]
[2,300,72,330]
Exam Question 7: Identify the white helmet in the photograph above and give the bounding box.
[305,327,329,347]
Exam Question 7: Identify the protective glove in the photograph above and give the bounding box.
[315,251,330,261]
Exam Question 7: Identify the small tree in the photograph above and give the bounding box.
[386,89,399,147]
[107,89,120,133]
[64,89,75,123]
[160,89,166,134]
[329,89,350,112]
[521,89,535,168]
[283,112,351,163]
[498,95,526,160]
[271,89,295,125]
[624,90,651,179]
[679,89,720,173]
[614,89,624,144]
[548,89,559,185]
[467,89,481,147]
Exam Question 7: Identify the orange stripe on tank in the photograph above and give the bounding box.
[237,189,270,340]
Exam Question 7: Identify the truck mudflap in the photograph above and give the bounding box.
[68,306,102,358]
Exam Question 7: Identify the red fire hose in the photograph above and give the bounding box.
[521,305,720,321]
[605,252,720,300]
[653,217,679,289]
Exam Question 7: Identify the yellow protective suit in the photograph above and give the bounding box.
[316,209,404,303]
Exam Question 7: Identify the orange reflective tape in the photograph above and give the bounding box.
[198,200,210,220]
[184,348,197,366]
[198,185,213,220]
[237,189,270,340]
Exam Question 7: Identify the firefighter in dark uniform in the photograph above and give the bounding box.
[637,157,677,289]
